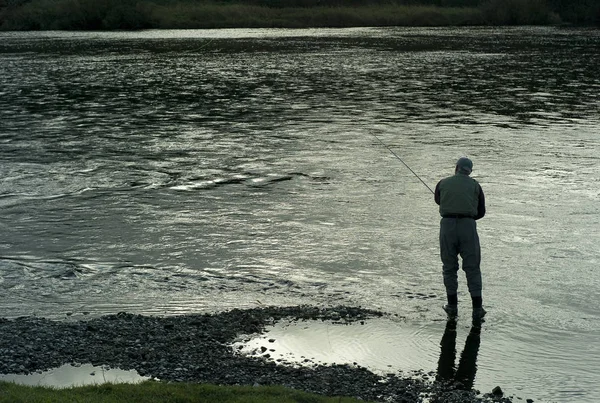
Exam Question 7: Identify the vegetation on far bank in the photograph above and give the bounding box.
[0,380,371,403]
[0,0,598,30]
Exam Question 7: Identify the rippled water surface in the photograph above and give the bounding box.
[1,27,599,402]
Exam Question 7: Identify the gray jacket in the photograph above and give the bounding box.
[434,173,485,220]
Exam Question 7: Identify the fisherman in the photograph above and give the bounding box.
[434,157,486,322]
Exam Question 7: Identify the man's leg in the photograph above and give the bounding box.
[458,219,485,320]
[440,218,460,307]
[458,219,482,299]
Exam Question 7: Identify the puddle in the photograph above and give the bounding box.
[0,363,151,388]
[231,317,518,398]
[232,317,441,374]
[231,316,595,403]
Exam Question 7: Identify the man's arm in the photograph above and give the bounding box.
[434,181,441,205]
[474,185,485,220]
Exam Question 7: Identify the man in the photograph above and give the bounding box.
[434,157,486,322]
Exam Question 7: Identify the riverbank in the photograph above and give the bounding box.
[1,0,598,30]
[0,305,515,402]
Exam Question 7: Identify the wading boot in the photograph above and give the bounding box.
[443,304,458,318]
[472,307,487,322]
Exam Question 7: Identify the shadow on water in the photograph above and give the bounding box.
[436,319,481,391]
[233,317,515,399]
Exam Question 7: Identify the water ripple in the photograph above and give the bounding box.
[1,27,599,402]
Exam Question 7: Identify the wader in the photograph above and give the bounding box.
[439,217,482,297]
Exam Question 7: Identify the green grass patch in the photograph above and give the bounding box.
[0,380,371,403]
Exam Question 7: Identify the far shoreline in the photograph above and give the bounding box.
[1,0,599,31]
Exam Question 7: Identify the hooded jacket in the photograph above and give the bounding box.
[434,173,485,220]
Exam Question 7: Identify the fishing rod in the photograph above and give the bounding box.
[371,133,435,195]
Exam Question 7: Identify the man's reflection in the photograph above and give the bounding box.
[436,319,481,390]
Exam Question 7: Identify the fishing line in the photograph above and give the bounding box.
[371,133,435,195]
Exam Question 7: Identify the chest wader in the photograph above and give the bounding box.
[439,217,482,298]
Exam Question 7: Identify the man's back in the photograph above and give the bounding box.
[436,174,481,218]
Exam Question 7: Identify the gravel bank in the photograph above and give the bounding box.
[0,305,515,402]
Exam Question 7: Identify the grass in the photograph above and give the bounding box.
[0,1,487,30]
[146,4,486,29]
[2,0,590,30]
[0,380,371,403]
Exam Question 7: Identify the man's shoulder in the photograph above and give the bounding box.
[439,175,454,184]
[439,174,481,187]
[439,174,463,184]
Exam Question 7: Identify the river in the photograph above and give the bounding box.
[0,26,599,402]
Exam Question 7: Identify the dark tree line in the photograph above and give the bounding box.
[1,0,598,29]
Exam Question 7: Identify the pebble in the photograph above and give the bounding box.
[0,305,515,402]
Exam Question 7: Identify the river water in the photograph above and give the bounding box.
[0,27,599,402]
